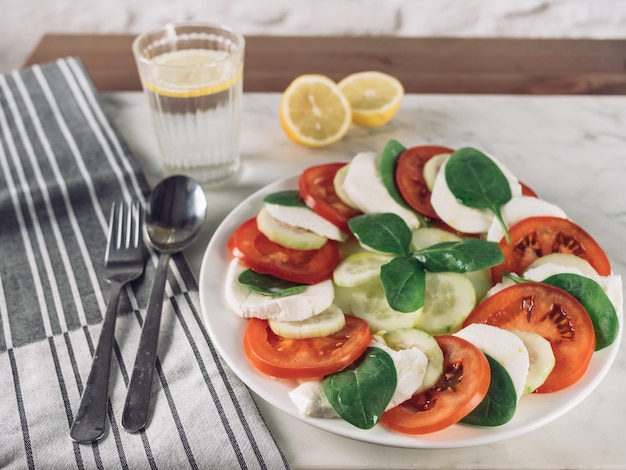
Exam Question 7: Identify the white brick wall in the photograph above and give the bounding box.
[1,0,624,73]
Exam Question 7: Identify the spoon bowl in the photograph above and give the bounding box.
[146,174,208,253]
[122,175,207,433]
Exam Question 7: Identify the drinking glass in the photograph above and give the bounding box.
[133,22,245,186]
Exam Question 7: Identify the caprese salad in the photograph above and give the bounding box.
[223,140,623,434]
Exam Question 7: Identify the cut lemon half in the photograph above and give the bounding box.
[279,74,352,147]
[338,71,404,127]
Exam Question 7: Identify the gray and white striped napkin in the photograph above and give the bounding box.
[0,57,289,469]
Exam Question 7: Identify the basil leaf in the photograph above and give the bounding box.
[263,190,306,207]
[413,238,504,273]
[379,139,410,209]
[445,147,512,241]
[348,213,412,256]
[542,273,619,350]
[380,257,426,312]
[238,269,307,297]
[323,347,396,429]
[461,354,517,426]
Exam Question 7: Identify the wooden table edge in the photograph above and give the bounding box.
[22,33,626,94]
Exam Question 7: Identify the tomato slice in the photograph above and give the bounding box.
[299,163,361,233]
[228,217,340,284]
[243,315,371,379]
[492,216,611,283]
[520,181,538,198]
[463,282,596,393]
[395,145,455,219]
[380,335,490,434]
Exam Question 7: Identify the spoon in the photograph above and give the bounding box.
[121,175,207,433]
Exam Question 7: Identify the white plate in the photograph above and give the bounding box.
[198,175,622,449]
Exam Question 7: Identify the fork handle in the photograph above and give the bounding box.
[70,281,124,443]
[122,253,171,433]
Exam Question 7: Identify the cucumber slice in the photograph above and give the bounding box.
[410,227,461,252]
[511,329,556,394]
[526,253,599,276]
[256,207,327,250]
[333,163,360,210]
[333,251,394,287]
[268,304,346,339]
[422,152,449,191]
[336,279,422,333]
[383,328,444,392]
[410,227,491,300]
[414,272,476,334]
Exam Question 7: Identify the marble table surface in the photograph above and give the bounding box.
[103,91,626,470]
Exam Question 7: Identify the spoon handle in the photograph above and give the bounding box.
[122,253,171,433]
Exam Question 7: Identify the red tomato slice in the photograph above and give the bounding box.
[463,282,596,393]
[299,163,361,233]
[228,217,340,284]
[492,216,611,283]
[520,181,538,198]
[380,335,490,434]
[395,145,455,219]
[243,315,371,379]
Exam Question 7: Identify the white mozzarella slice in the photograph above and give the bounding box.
[289,381,338,418]
[523,262,623,321]
[342,151,420,230]
[371,335,428,409]
[289,336,428,419]
[430,153,523,234]
[265,202,347,242]
[224,259,334,321]
[486,196,568,242]
[454,323,530,400]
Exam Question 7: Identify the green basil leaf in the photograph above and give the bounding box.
[461,354,517,426]
[445,147,512,241]
[502,272,528,284]
[413,238,504,273]
[380,257,426,312]
[542,273,619,350]
[238,269,307,297]
[348,213,412,256]
[323,347,397,429]
[263,190,306,207]
[379,139,410,209]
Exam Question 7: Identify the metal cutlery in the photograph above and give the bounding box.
[70,201,145,443]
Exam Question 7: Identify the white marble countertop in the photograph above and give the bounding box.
[104,91,626,469]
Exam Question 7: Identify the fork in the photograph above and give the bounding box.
[70,201,145,443]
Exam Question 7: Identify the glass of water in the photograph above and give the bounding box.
[132,22,245,187]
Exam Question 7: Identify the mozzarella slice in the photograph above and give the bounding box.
[265,202,347,242]
[342,151,420,230]
[523,262,623,320]
[288,336,428,418]
[289,381,338,419]
[225,259,334,321]
[486,196,568,242]
[370,335,428,409]
[430,153,523,234]
[454,323,530,400]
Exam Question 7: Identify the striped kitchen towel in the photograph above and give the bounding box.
[0,57,289,469]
